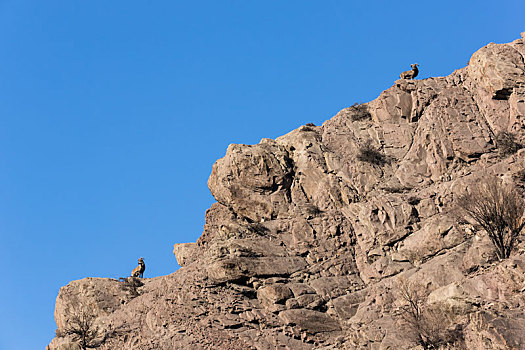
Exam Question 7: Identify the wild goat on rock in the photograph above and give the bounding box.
[131,257,145,278]
[400,63,419,79]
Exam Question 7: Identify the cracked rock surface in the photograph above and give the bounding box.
[48,34,525,350]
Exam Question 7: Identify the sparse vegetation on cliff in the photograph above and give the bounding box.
[357,140,388,166]
[56,305,101,350]
[119,276,144,298]
[457,176,525,260]
[349,103,371,121]
[495,131,522,157]
[48,34,525,350]
[396,278,465,349]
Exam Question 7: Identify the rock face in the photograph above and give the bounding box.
[48,34,525,350]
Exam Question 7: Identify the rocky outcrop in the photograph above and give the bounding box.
[48,33,525,350]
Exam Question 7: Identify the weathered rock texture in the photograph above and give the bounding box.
[48,34,525,350]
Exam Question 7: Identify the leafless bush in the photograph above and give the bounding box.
[495,131,522,157]
[357,140,388,166]
[305,203,323,217]
[514,168,525,183]
[456,176,525,260]
[396,278,465,349]
[300,124,316,132]
[119,276,144,298]
[56,304,101,349]
[382,185,413,193]
[249,222,269,235]
[349,103,371,121]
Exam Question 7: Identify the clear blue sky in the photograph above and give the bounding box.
[0,1,521,349]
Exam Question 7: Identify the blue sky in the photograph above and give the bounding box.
[0,1,522,349]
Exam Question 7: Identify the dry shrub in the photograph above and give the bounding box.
[456,176,525,260]
[396,278,465,349]
[300,124,316,132]
[382,185,413,193]
[357,140,388,166]
[495,131,522,157]
[305,203,322,217]
[249,222,269,235]
[56,304,102,349]
[119,276,144,298]
[514,168,525,183]
[349,103,371,121]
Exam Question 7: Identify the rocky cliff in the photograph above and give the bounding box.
[48,33,525,350]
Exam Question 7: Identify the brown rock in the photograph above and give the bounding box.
[257,284,293,305]
[208,139,294,222]
[279,309,341,333]
[173,242,197,266]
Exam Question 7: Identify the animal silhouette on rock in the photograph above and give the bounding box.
[131,258,145,278]
[400,63,419,79]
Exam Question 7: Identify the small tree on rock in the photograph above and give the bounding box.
[457,176,525,260]
[57,304,101,350]
[396,278,464,349]
[495,131,522,157]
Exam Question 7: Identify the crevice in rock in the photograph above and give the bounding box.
[493,88,513,100]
